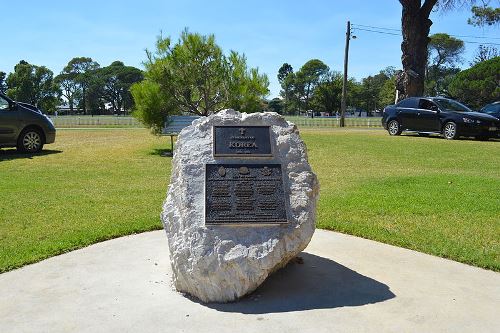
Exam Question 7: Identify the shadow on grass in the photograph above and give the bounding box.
[0,149,63,161]
[149,148,173,157]
[197,252,395,314]
[403,133,500,142]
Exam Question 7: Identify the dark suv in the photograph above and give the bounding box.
[0,93,56,152]
[382,97,500,140]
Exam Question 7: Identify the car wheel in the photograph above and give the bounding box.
[387,120,402,136]
[17,128,44,153]
[442,122,458,140]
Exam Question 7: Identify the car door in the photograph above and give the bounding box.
[0,96,20,145]
[397,98,419,130]
[416,99,441,132]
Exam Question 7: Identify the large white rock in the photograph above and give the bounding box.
[161,109,319,303]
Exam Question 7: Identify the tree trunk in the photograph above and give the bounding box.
[399,0,436,99]
[82,86,87,115]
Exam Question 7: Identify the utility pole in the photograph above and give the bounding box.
[340,20,351,128]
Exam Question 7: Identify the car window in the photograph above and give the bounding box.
[419,99,438,111]
[0,96,9,110]
[482,104,500,115]
[397,98,417,108]
[434,99,472,112]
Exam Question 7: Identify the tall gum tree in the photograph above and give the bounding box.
[399,0,438,99]
[398,0,484,99]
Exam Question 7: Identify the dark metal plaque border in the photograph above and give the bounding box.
[205,163,288,226]
[213,126,273,158]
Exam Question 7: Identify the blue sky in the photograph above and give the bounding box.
[2,0,498,97]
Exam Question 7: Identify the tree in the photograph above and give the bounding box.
[311,71,343,115]
[133,30,269,132]
[357,68,395,115]
[0,71,6,93]
[295,59,329,112]
[470,45,499,65]
[277,63,294,114]
[226,52,269,113]
[397,0,485,99]
[6,60,59,113]
[267,97,284,114]
[131,80,177,134]
[63,57,100,115]
[448,56,500,109]
[54,72,80,114]
[428,33,465,69]
[98,61,144,114]
[468,5,500,26]
[426,33,465,95]
[379,77,398,106]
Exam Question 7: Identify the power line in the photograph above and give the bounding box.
[352,23,500,41]
[352,27,401,36]
[461,40,500,45]
[352,25,500,45]
[449,34,500,40]
[352,23,401,32]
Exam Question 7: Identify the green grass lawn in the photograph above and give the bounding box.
[0,128,499,272]
[0,129,170,272]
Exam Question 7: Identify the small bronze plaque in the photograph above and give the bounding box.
[213,126,272,157]
[205,164,288,225]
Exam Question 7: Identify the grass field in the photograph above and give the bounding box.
[0,128,499,272]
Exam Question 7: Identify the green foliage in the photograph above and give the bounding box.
[131,80,177,135]
[267,97,283,114]
[226,52,269,113]
[468,5,500,26]
[356,68,395,113]
[6,60,59,113]
[277,63,294,114]
[98,61,144,113]
[425,33,465,96]
[379,77,397,106]
[140,29,268,121]
[428,33,464,68]
[54,72,80,113]
[311,71,343,114]
[448,56,500,109]
[470,45,499,66]
[0,71,6,93]
[62,57,100,114]
[296,59,329,111]
[278,59,329,114]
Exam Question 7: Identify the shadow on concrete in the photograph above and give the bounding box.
[203,252,395,314]
[0,149,62,161]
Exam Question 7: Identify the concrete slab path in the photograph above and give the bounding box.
[0,230,499,333]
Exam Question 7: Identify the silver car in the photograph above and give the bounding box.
[0,93,56,153]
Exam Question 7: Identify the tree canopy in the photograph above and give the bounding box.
[468,5,500,26]
[397,0,496,99]
[61,57,100,114]
[0,71,6,93]
[425,33,465,95]
[132,30,269,133]
[448,56,500,109]
[5,60,59,113]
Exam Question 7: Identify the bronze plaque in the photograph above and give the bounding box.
[205,164,288,225]
[213,126,272,157]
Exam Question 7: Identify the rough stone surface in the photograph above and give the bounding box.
[161,109,319,303]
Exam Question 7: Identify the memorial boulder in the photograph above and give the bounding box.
[161,109,319,302]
